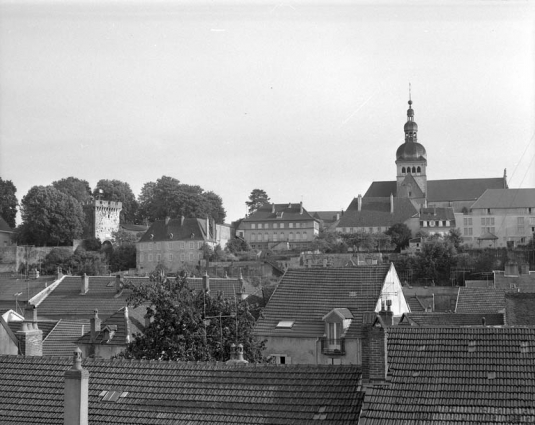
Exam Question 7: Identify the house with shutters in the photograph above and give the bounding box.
[237,202,320,251]
[136,216,232,273]
[254,264,409,365]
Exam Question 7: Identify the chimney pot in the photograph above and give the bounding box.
[358,194,362,212]
[300,201,303,214]
[64,348,89,425]
[271,203,275,213]
[90,309,101,343]
[81,273,89,295]
[390,194,394,214]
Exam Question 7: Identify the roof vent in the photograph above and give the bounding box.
[313,406,327,420]
[468,340,476,353]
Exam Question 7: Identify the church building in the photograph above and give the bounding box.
[364,98,508,213]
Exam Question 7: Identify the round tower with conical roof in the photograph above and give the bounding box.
[395,98,427,200]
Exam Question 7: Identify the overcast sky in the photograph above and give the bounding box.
[1,0,534,224]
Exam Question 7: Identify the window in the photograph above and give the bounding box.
[148,254,153,262]
[273,233,278,242]
[168,253,173,262]
[446,220,450,226]
[139,253,144,262]
[276,320,294,329]
[296,232,300,240]
[198,241,203,249]
[251,223,256,229]
[289,232,294,240]
[157,254,161,262]
[273,223,278,229]
[189,242,194,249]
[156,242,161,250]
[271,355,291,365]
[189,252,194,261]
[289,223,293,228]
[258,223,263,229]
[251,233,256,241]
[303,231,307,240]
[148,243,153,251]
[487,208,491,215]
[422,221,428,227]
[280,232,285,240]
[180,253,185,261]
[417,166,421,173]
[280,223,285,229]
[402,167,406,173]
[264,233,268,241]
[464,217,472,226]
[265,223,270,229]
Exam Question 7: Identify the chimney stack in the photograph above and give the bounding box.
[237,271,247,300]
[271,203,275,213]
[390,194,394,213]
[378,299,394,326]
[24,304,38,322]
[64,348,89,425]
[299,201,303,214]
[357,194,362,212]
[361,314,388,384]
[80,274,89,295]
[203,272,210,293]
[16,321,43,356]
[90,309,101,343]
[180,215,185,226]
[226,343,249,365]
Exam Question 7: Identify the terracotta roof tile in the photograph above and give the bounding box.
[255,266,389,338]
[0,356,363,424]
[399,312,504,326]
[359,327,535,424]
[337,197,418,228]
[471,188,535,209]
[241,203,317,222]
[455,288,506,314]
[138,217,210,243]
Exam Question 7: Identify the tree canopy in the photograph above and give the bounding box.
[246,189,270,215]
[121,273,265,362]
[136,176,226,224]
[17,186,85,246]
[0,178,18,228]
[385,223,412,252]
[94,179,138,223]
[52,177,92,204]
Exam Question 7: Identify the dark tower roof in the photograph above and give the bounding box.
[396,99,427,161]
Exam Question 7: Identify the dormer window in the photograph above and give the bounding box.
[321,308,353,355]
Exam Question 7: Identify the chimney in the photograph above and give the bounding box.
[203,272,210,293]
[24,304,38,322]
[90,309,101,343]
[288,202,291,208]
[206,217,210,238]
[271,203,275,213]
[336,212,340,221]
[80,274,89,295]
[124,307,131,344]
[180,215,185,226]
[64,348,89,425]
[482,317,486,326]
[226,343,249,365]
[390,194,394,214]
[361,314,388,384]
[299,201,303,214]
[16,321,43,356]
[164,216,171,225]
[358,194,362,212]
[378,299,394,326]
[237,271,247,300]
[115,275,122,293]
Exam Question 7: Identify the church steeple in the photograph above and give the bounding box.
[404,99,418,142]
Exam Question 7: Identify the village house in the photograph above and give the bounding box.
[254,264,409,365]
[237,202,320,251]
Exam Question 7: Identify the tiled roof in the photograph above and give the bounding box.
[364,177,506,202]
[419,207,455,221]
[399,173,425,198]
[494,271,535,292]
[505,292,535,326]
[138,217,210,243]
[406,296,425,312]
[0,276,55,303]
[255,266,389,338]
[35,276,146,320]
[399,312,504,326]
[0,216,14,232]
[241,203,317,222]
[337,197,418,228]
[120,223,150,232]
[77,306,146,346]
[0,356,363,424]
[310,211,341,222]
[359,326,535,424]
[187,277,255,299]
[471,188,535,209]
[8,320,58,339]
[455,288,506,314]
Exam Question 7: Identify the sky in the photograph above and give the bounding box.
[1,0,534,225]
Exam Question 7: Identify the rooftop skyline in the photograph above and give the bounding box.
[1,0,534,224]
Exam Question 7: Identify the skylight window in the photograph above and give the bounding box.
[468,340,476,353]
[276,320,295,329]
[100,391,128,402]
[520,341,529,354]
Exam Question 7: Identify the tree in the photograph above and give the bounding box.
[17,186,85,246]
[200,242,215,261]
[340,231,378,253]
[111,229,138,247]
[109,245,136,272]
[0,178,18,228]
[52,177,92,204]
[246,189,270,215]
[414,239,457,284]
[137,176,226,224]
[94,179,138,224]
[445,228,463,252]
[385,223,412,252]
[225,237,251,254]
[120,273,265,362]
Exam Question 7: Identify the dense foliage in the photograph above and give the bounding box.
[385,223,412,252]
[136,176,226,224]
[225,237,252,254]
[121,273,265,362]
[0,178,18,229]
[52,177,92,204]
[17,186,85,246]
[246,189,270,214]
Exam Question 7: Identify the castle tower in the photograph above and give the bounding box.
[395,98,427,205]
[83,200,122,242]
